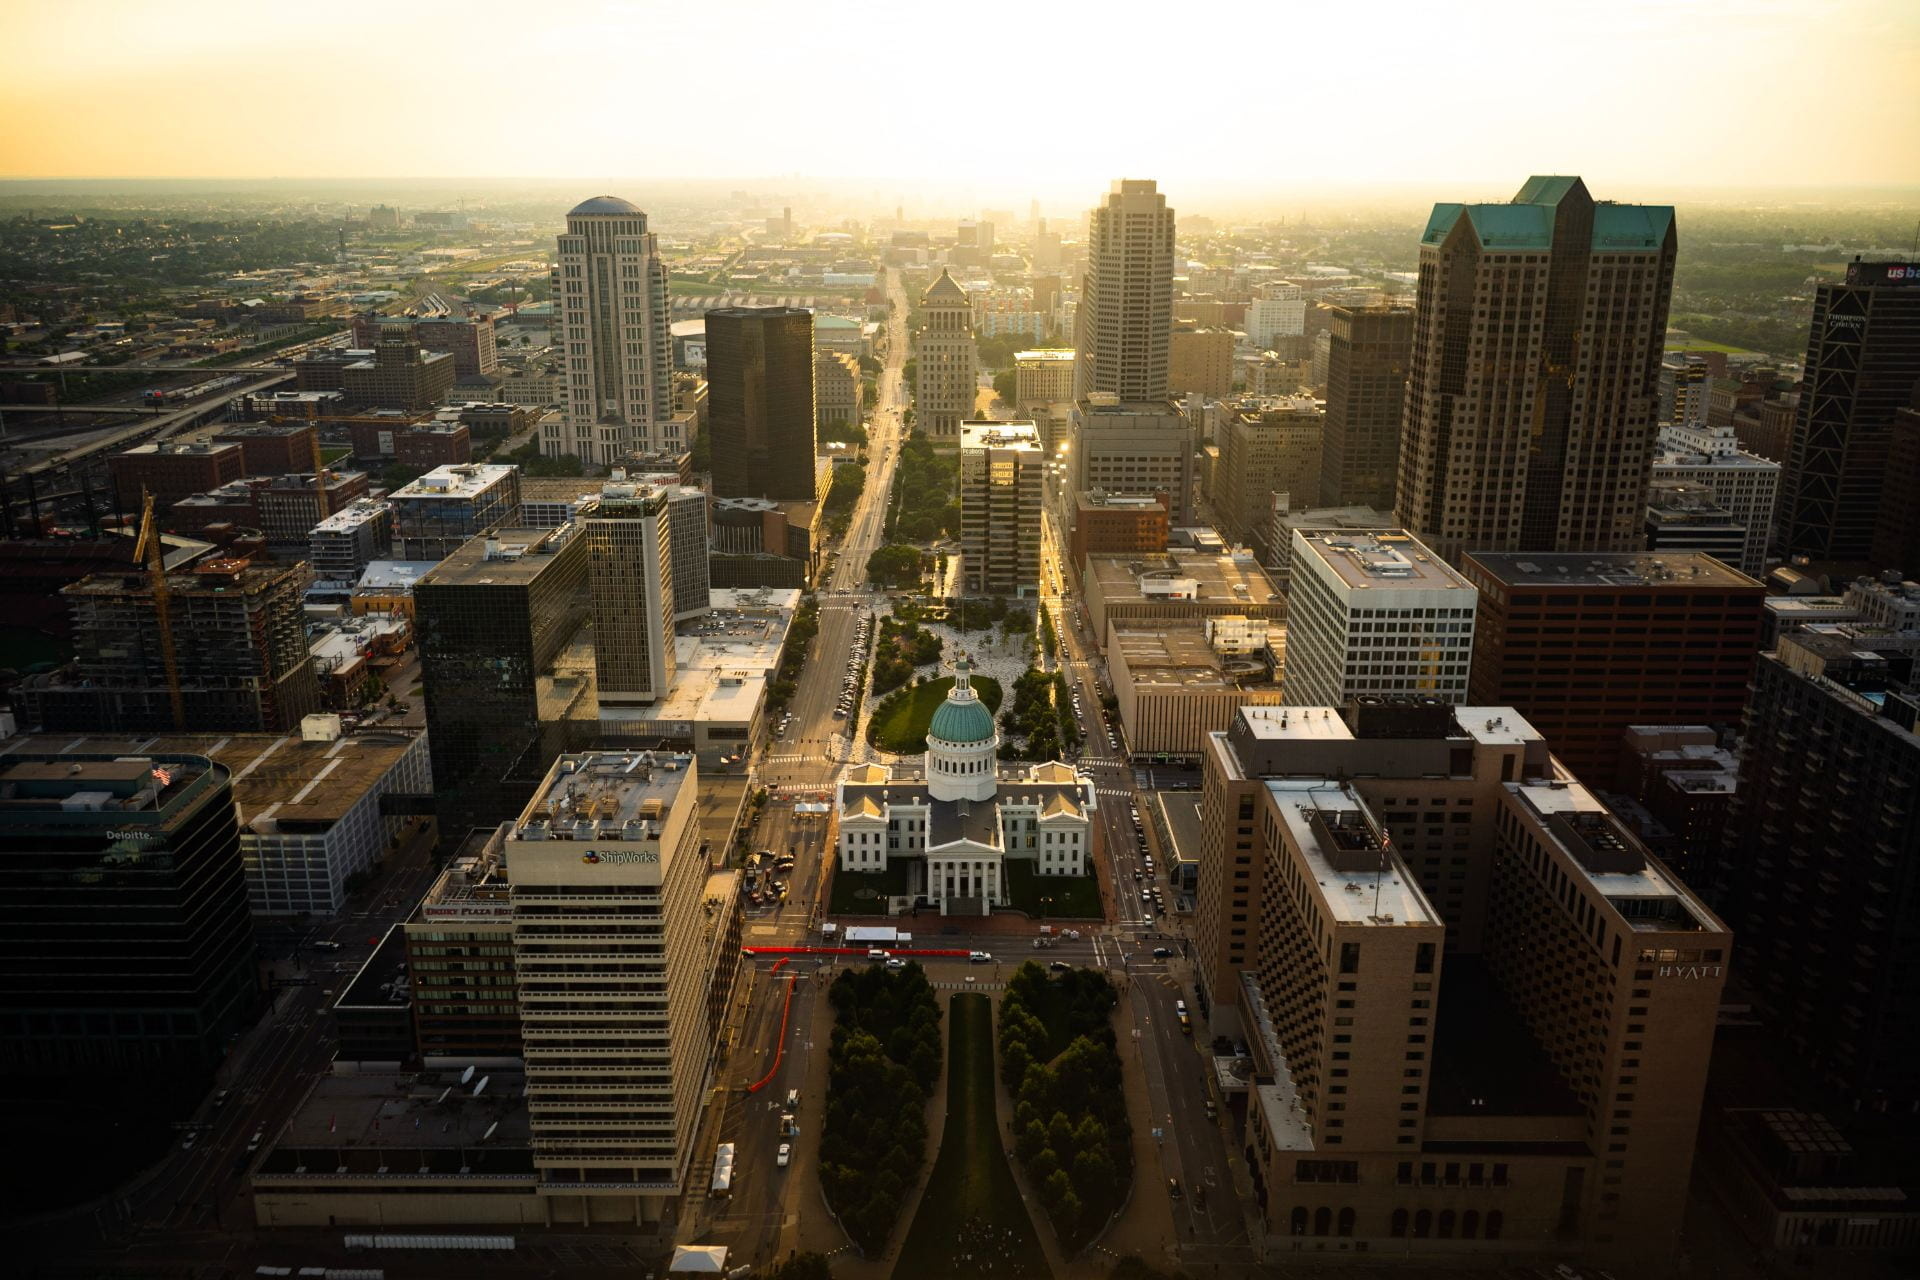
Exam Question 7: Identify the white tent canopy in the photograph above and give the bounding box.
[669,1245,729,1274]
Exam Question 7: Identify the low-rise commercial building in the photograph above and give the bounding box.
[1108,616,1284,761]
[254,470,370,548]
[309,498,394,582]
[389,464,523,561]
[1081,548,1283,648]
[1283,529,1476,707]
[1070,490,1169,568]
[110,440,245,515]
[210,421,319,477]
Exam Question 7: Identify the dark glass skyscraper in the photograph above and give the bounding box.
[415,522,590,835]
[706,307,817,500]
[1319,304,1413,510]
[1778,261,1920,564]
[0,753,258,1078]
[1716,628,1920,1109]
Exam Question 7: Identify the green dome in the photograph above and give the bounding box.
[929,694,996,745]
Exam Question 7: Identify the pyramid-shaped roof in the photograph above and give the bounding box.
[922,268,968,303]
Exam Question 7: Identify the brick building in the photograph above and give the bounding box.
[1459,552,1765,786]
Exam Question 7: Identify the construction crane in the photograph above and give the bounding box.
[311,424,334,522]
[133,488,188,732]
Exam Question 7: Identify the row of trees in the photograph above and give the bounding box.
[820,964,943,1255]
[767,595,819,712]
[822,463,866,538]
[870,615,942,697]
[998,668,1080,761]
[887,435,958,543]
[998,962,1132,1252]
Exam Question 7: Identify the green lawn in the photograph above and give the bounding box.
[319,444,353,464]
[829,860,912,915]
[868,676,1002,754]
[1664,337,1759,355]
[893,994,1048,1279]
[1002,861,1102,921]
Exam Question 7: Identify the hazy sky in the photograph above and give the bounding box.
[3,0,1916,195]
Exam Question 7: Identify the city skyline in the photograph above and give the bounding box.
[4,1,1918,190]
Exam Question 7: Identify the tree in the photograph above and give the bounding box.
[993,367,1018,405]
[866,543,923,587]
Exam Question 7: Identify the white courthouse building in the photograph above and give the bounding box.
[833,662,1096,913]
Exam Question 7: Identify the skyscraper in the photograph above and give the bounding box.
[1716,627,1920,1109]
[415,522,591,833]
[706,307,818,500]
[1398,176,1676,564]
[508,750,735,1223]
[1073,179,1175,403]
[914,270,978,443]
[582,482,676,705]
[0,752,258,1078]
[553,196,673,465]
[1777,261,1920,564]
[1195,702,1727,1262]
[1319,305,1413,510]
[959,421,1044,597]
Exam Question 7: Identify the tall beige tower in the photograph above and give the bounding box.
[915,269,977,443]
[554,196,675,465]
[1074,179,1175,403]
[1397,176,1676,563]
[583,482,676,706]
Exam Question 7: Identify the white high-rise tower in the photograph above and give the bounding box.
[554,196,674,466]
[1073,179,1175,403]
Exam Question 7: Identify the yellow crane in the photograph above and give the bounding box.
[133,488,188,732]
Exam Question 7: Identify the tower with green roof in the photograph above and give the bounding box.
[1397,176,1677,564]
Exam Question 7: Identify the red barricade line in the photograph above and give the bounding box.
[745,973,798,1094]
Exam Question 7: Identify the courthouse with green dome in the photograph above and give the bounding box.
[834,660,1096,914]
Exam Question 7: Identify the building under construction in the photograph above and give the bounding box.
[16,559,321,733]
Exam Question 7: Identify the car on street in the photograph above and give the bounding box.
[311,940,341,952]
[884,957,906,971]
[1132,869,1143,881]
[968,951,993,963]
[248,1129,264,1152]
[867,948,889,960]
[1048,960,1071,972]
[181,1133,197,1151]
[777,1143,791,1168]
[1167,1177,1182,1199]
[1152,946,1174,958]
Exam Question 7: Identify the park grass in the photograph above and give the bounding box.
[893,994,1048,1279]
[1663,337,1758,355]
[1003,860,1103,920]
[828,861,912,915]
[867,675,1003,754]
